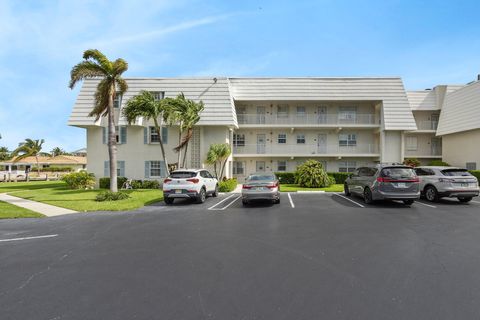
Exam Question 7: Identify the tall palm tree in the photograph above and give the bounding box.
[11,139,45,174]
[51,147,67,156]
[205,143,231,179]
[123,91,170,176]
[0,146,10,161]
[69,49,128,192]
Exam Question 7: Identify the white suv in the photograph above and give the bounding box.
[163,169,219,204]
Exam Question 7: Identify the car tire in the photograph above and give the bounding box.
[196,188,206,204]
[424,185,439,202]
[363,187,373,204]
[344,184,351,196]
[242,199,248,206]
[276,196,280,204]
[403,199,414,205]
[212,184,219,197]
[459,197,472,203]
[164,197,174,205]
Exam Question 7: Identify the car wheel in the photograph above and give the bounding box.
[212,184,219,197]
[196,188,206,204]
[164,197,174,205]
[344,183,351,196]
[363,187,373,204]
[424,186,439,202]
[459,197,472,203]
[276,196,280,204]
[403,199,414,205]
[242,199,248,206]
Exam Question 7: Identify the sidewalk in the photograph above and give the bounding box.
[0,193,77,217]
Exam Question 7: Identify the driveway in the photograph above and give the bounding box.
[1,193,480,319]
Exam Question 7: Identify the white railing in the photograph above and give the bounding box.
[237,113,377,125]
[233,143,379,155]
[416,120,438,131]
[405,147,442,157]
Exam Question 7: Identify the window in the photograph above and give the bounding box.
[277,104,289,118]
[170,171,197,179]
[338,161,356,173]
[278,133,287,144]
[147,127,168,144]
[103,126,126,144]
[406,136,418,151]
[296,106,306,117]
[233,134,245,147]
[339,133,356,147]
[277,161,287,172]
[415,168,435,176]
[104,161,125,177]
[358,167,377,177]
[296,134,306,144]
[296,160,306,169]
[150,127,160,143]
[113,92,122,108]
[150,161,163,177]
[151,91,164,101]
[338,106,357,122]
[466,162,477,171]
[233,161,245,175]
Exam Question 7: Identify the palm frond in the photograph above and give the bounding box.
[69,61,106,89]
[115,77,128,95]
[173,128,193,152]
[112,59,129,76]
[83,49,112,72]
[89,79,111,120]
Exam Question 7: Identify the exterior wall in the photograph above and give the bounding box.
[404,133,441,158]
[382,131,402,163]
[442,129,480,169]
[412,111,440,130]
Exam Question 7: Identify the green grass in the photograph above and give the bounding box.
[280,184,344,192]
[0,201,45,219]
[0,181,164,212]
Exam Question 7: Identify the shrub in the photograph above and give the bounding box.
[32,166,74,172]
[428,160,450,166]
[99,177,128,189]
[131,180,144,189]
[404,158,421,167]
[275,172,296,184]
[469,171,480,180]
[295,160,332,188]
[61,171,95,189]
[141,180,160,189]
[218,178,237,192]
[327,172,350,184]
[95,191,130,202]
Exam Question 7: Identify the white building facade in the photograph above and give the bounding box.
[69,77,479,181]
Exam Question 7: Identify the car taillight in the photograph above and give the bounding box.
[242,185,252,189]
[163,178,172,184]
[377,177,419,183]
[439,178,455,183]
[187,178,199,184]
[267,182,279,189]
[376,177,392,183]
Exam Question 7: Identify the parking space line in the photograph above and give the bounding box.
[471,200,480,204]
[209,195,241,211]
[0,234,58,243]
[287,193,295,208]
[415,201,437,208]
[208,194,237,210]
[333,193,365,208]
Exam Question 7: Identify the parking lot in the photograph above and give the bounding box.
[2,192,480,320]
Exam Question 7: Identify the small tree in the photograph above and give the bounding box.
[403,158,421,167]
[51,147,68,156]
[11,139,45,175]
[0,146,10,161]
[295,160,331,188]
[205,143,231,179]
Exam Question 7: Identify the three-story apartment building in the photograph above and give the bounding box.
[69,77,479,181]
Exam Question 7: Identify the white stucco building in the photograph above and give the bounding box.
[69,77,480,181]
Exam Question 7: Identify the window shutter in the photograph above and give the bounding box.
[145,161,150,178]
[104,161,109,177]
[118,161,125,177]
[120,127,127,144]
[144,127,148,144]
[102,127,107,144]
[162,127,168,144]
[160,161,166,177]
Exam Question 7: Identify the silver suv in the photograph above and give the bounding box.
[414,166,479,203]
[344,164,420,205]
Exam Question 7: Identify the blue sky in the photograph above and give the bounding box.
[0,0,479,152]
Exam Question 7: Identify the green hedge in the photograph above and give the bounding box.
[62,171,95,189]
[99,177,128,189]
[219,178,237,192]
[469,171,480,180]
[327,172,351,184]
[428,160,450,166]
[32,166,74,172]
[275,172,296,184]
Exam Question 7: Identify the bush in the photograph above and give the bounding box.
[295,160,332,188]
[428,160,450,166]
[327,172,350,184]
[32,166,74,172]
[131,180,144,189]
[99,177,128,189]
[218,178,237,192]
[141,180,160,189]
[469,171,480,180]
[95,191,130,202]
[275,172,296,184]
[61,171,95,189]
[404,158,421,167]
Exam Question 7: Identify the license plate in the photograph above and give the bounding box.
[175,189,182,194]
[254,187,266,191]
[395,183,407,188]
[461,183,469,187]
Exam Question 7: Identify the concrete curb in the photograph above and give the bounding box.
[0,193,77,217]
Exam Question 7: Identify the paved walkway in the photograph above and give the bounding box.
[0,193,77,217]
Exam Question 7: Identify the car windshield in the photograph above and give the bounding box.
[381,167,415,179]
[170,172,197,179]
[247,175,275,181]
[441,169,472,177]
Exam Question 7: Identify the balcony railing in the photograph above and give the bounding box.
[233,144,379,155]
[237,113,377,126]
[415,120,438,131]
[405,147,442,157]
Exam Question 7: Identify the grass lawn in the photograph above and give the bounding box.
[280,184,344,192]
[0,201,45,219]
[0,181,164,212]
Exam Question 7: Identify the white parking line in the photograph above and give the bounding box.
[471,200,480,204]
[208,194,237,210]
[333,193,365,208]
[415,201,437,208]
[0,234,58,243]
[287,193,295,208]
[209,195,241,211]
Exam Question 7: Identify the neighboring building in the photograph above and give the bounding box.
[72,148,87,157]
[0,155,87,175]
[68,77,478,181]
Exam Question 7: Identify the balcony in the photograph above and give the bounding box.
[414,120,438,131]
[405,147,442,158]
[233,143,379,157]
[237,113,378,127]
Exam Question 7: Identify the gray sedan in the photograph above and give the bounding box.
[242,173,280,205]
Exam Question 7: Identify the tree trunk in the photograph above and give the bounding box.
[182,141,189,168]
[177,125,182,168]
[35,155,40,175]
[108,87,118,192]
[153,118,170,176]
[219,158,228,180]
[213,162,217,179]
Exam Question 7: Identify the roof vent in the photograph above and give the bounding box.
[477,74,480,81]
[425,88,432,91]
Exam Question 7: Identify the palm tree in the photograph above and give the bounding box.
[11,139,45,174]
[69,49,128,192]
[51,147,67,156]
[123,91,170,176]
[0,146,10,161]
[205,143,231,179]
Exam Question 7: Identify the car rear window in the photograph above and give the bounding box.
[247,175,275,181]
[380,167,416,179]
[441,169,472,177]
[170,172,197,179]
